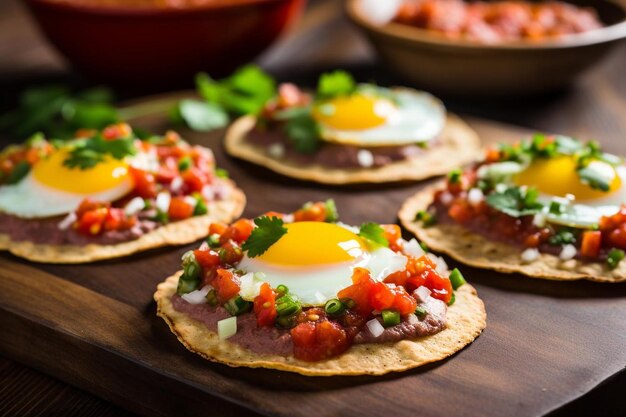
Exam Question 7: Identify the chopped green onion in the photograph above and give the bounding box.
[224,295,252,316]
[449,268,466,290]
[154,209,169,224]
[415,210,437,227]
[215,168,229,178]
[381,309,400,328]
[275,284,289,295]
[206,289,218,306]
[339,298,355,310]
[181,253,201,281]
[447,292,456,306]
[548,230,576,246]
[275,315,298,329]
[447,169,462,184]
[324,299,346,317]
[549,201,563,214]
[275,294,302,317]
[176,277,199,295]
[207,234,221,248]
[7,161,30,184]
[419,242,429,253]
[607,248,625,269]
[324,199,339,223]
[178,156,192,171]
[193,197,208,216]
[414,306,428,318]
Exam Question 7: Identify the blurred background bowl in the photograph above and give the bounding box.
[346,0,626,97]
[24,0,306,89]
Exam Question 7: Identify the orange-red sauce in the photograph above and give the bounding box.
[394,0,604,43]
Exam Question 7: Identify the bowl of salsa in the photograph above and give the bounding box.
[347,0,626,96]
[25,0,306,88]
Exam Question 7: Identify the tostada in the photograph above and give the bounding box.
[400,134,626,282]
[155,201,486,376]
[0,123,245,263]
[224,71,481,184]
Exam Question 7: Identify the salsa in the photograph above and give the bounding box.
[393,0,603,43]
[173,201,463,362]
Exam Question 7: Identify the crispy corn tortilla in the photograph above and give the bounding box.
[154,272,486,376]
[0,183,245,264]
[224,114,481,184]
[399,183,626,283]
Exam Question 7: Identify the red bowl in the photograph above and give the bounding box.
[24,0,306,88]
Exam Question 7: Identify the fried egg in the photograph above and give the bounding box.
[312,86,446,147]
[481,155,626,228]
[237,221,407,306]
[0,149,134,218]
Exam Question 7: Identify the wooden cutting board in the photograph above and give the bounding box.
[0,110,625,417]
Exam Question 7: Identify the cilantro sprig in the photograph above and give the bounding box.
[242,216,288,258]
[63,134,137,170]
[485,186,543,217]
[358,222,389,248]
[317,70,356,100]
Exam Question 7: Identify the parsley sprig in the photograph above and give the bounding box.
[63,134,137,170]
[242,216,288,258]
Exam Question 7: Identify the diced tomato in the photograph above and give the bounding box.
[485,147,501,163]
[220,219,254,244]
[104,208,136,231]
[75,198,106,218]
[253,283,277,326]
[76,208,107,235]
[156,166,177,184]
[381,224,402,251]
[261,211,285,219]
[182,167,207,193]
[130,167,157,199]
[193,249,221,270]
[168,196,194,220]
[580,230,602,258]
[291,320,349,362]
[219,240,243,265]
[213,269,240,302]
[609,224,626,250]
[294,202,326,222]
[369,282,395,311]
[102,123,132,140]
[391,287,418,315]
[337,268,374,317]
[208,222,228,236]
[423,268,453,304]
[448,200,473,223]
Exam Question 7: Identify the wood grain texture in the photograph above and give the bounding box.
[1,0,626,415]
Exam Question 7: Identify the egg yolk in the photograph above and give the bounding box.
[32,150,132,194]
[259,222,366,267]
[312,94,395,130]
[514,156,621,201]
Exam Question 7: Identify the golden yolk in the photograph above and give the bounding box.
[32,150,132,194]
[514,156,621,201]
[312,94,394,130]
[259,222,366,266]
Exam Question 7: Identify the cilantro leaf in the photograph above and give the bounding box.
[324,199,339,222]
[486,186,543,217]
[358,222,389,248]
[317,70,356,100]
[284,113,320,154]
[242,216,288,257]
[173,99,229,132]
[63,135,137,170]
[548,229,578,246]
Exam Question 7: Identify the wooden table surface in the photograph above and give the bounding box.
[0,0,625,416]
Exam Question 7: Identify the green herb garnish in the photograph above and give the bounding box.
[283,112,320,154]
[317,70,356,100]
[485,186,543,217]
[171,99,229,132]
[548,230,577,246]
[607,248,625,269]
[6,161,30,184]
[415,210,437,227]
[63,134,136,170]
[358,222,389,248]
[324,199,339,223]
[447,169,462,184]
[242,216,288,257]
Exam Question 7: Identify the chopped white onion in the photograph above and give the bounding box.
[217,316,237,340]
[427,253,449,275]
[414,286,432,303]
[357,149,374,168]
[181,285,212,305]
[467,188,484,206]
[268,143,285,158]
[57,212,77,230]
[424,297,446,321]
[156,191,171,213]
[170,176,183,192]
[238,272,263,301]
[366,318,385,338]
[198,241,209,251]
[282,214,295,223]
[124,196,145,216]
[495,183,508,193]
[521,248,540,263]
[532,213,546,228]
[403,238,425,258]
[184,195,198,208]
[336,222,359,234]
[439,191,454,206]
[407,313,419,325]
[560,244,577,260]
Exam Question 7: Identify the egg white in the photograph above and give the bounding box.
[0,171,133,219]
[237,247,408,306]
[317,87,446,147]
